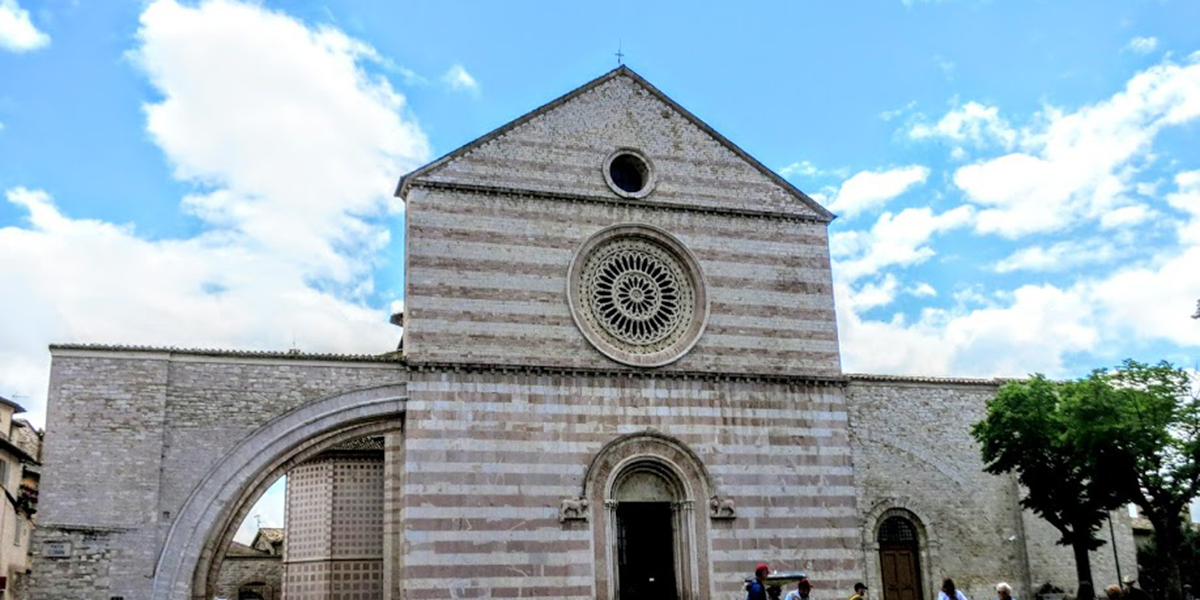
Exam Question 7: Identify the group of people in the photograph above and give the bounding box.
[747,568,1161,600]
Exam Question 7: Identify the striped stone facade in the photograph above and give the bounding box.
[26,66,1137,600]
[399,370,859,599]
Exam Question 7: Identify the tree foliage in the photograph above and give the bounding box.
[1137,525,1200,600]
[1067,360,1200,600]
[975,360,1200,600]
[972,375,1126,588]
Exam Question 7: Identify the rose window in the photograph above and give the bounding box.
[568,225,708,367]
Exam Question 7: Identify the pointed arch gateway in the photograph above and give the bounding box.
[583,431,715,600]
[150,384,407,600]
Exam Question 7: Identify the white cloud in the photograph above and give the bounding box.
[908,101,1017,149]
[951,55,1200,238]
[1100,204,1155,229]
[778,160,848,180]
[933,55,955,81]
[442,63,480,95]
[0,0,48,52]
[826,165,930,218]
[908,282,937,298]
[0,0,431,425]
[1165,170,1200,245]
[992,239,1118,273]
[779,160,820,178]
[880,101,917,122]
[1126,36,1159,55]
[839,169,1200,377]
[133,0,429,282]
[833,205,974,282]
[839,280,1101,377]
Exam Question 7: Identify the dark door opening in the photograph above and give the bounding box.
[617,502,677,600]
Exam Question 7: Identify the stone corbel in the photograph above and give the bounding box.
[709,495,737,520]
[558,497,590,523]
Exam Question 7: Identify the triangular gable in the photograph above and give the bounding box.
[397,66,834,221]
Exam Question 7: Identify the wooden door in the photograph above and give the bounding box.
[880,544,921,600]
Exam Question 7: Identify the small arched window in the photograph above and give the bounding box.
[878,515,918,544]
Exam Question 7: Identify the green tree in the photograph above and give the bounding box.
[1066,360,1200,600]
[972,375,1126,590]
[1137,525,1200,600]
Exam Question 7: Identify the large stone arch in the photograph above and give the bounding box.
[583,430,715,600]
[151,383,407,600]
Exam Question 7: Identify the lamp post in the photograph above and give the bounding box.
[1108,513,1122,584]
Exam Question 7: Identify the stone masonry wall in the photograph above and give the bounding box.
[212,555,282,600]
[30,348,406,600]
[845,377,1138,600]
[401,368,861,600]
[847,378,1029,600]
[417,71,824,219]
[1022,506,1138,594]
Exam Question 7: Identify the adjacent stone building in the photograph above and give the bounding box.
[0,394,42,599]
[213,528,282,600]
[27,67,1136,600]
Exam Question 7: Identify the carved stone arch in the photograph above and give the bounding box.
[582,430,716,500]
[583,430,714,600]
[151,383,407,600]
[862,499,939,600]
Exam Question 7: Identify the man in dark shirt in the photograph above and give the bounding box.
[747,564,770,600]
[1123,576,1151,600]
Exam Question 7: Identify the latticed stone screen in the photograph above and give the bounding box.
[284,450,384,600]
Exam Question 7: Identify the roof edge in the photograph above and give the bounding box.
[49,343,405,364]
[396,65,835,222]
[0,395,26,415]
[847,373,1014,386]
[396,67,626,198]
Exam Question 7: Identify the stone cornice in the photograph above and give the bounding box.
[847,373,1011,387]
[47,345,1015,387]
[405,359,848,387]
[49,343,404,365]
[408,179,830,225]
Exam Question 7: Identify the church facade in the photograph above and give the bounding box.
[28,67,1135,600]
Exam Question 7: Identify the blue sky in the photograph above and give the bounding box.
[2,0,1200,538]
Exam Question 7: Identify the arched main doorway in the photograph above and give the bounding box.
[878,516,923,600]
[613,464,681,599]
[584,431,715,600]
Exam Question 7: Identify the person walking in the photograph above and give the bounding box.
[1105,585,1124,600]
[851,582,868,600]
[784,576,813,600]
[747,563,770,600]
[1121,576,1150,600]
[940,579,969,600]
[997,583,1015,600]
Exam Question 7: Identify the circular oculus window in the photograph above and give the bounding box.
[603,149,656,199]
[568,225,708,367]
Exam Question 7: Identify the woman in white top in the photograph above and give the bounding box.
[939,579,969,600]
